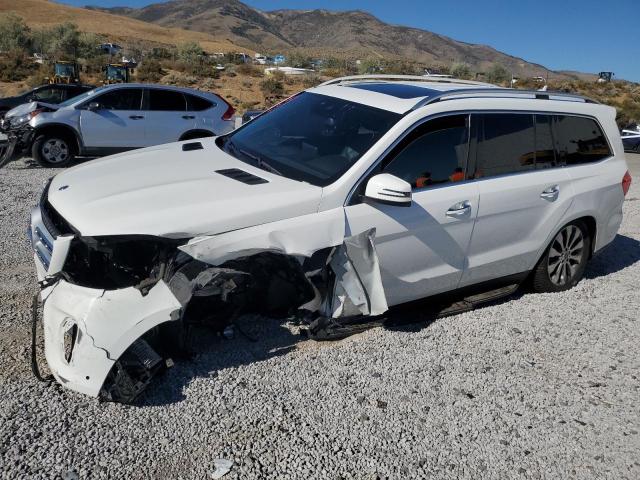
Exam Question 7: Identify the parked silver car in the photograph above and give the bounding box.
[0,83,236,167]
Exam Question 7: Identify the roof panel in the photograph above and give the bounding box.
[345,82,437,99]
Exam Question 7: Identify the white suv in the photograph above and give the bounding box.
[29,75,632,402]
[3,83,235,167]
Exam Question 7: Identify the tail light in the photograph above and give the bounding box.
[218,96,235,121]
[622,170,632,196]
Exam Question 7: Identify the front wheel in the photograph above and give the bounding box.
[32,134,74,167]
[532,221,591,293]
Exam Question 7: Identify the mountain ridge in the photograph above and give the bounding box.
[86,0,574,78]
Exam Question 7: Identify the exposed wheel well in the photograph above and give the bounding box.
[179,130,215,141]
[34,125,80,154]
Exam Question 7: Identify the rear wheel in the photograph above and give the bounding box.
[32,134,74,167]
[532,221,591,293]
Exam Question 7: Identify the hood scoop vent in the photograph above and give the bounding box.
[182,142,203,151]
[216,168,269,185]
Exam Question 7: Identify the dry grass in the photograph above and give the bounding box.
[0,0,250,54]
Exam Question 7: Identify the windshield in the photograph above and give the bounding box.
[55,64,75,77]
[107,66,126,80]
[57,88,100,108]
[218,92,401,186]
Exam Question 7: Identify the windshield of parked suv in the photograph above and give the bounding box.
[218,92,401,186]
[57,87,101,108]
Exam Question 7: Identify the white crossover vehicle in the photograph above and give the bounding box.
[29,75,632,402]
[1,83,235,167]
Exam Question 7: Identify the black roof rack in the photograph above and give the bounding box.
[410,88,600,110]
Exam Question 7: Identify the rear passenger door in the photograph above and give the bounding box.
[143,88,194,146]
[460,113,573,287]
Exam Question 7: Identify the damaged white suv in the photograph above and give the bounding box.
[29,75,632,402]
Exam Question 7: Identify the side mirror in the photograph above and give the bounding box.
[87,102,101,111]
[364,173,412,207]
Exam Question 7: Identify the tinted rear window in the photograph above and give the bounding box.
[473,113,535,178]
[149,89,186,111]
[186,93,214,111]
[554,115,611,164]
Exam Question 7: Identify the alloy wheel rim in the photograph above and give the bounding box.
[547,225,584,286]
[42,139,69,164]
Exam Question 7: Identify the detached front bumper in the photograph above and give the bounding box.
[0,125,34,165]
[29,199,183,398]
[40,280,181,397]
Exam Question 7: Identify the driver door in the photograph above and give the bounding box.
[344,114,479,307]
[79,88,146,149]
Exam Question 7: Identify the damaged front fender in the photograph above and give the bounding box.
[42,280,181,397]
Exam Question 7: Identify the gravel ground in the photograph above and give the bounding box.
[1,155,639,479]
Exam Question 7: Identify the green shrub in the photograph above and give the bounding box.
[451,62,472,80]
[136,59,163,82]
[0,13,30,52]
[260,77,284,96]
[0,50,37,82]
[486,64,510,85]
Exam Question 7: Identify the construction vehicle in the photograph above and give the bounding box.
[103,63,132,84]
[47,61,80,84]
[598,72,614,83]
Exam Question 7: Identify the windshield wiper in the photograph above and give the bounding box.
[238,148,283,176]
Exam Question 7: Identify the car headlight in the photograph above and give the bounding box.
[10,109,42,128]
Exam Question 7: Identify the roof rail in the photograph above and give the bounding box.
[410,88,600,110]
[318,74,492,87]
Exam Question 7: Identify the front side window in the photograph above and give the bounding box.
[218,92,401,186]
[473,113,535,178]
[382,115,469,189]
[148,89,187,111]
[93,89,143,110]
[554,115,611,164]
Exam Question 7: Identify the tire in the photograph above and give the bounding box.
[32,133,75,167]
[532,220,591,293]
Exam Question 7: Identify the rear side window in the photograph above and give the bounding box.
[186,94,214,111]
[383,114,469,189]
[148,89,186,111]
[553,115,611,164]
[473,113,535,178]
[94,89,143,110]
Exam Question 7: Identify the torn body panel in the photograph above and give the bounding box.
[33,202,390,401]
[41,280,181,397]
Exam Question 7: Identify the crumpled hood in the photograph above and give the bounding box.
[5,101,59,119]
[48,138,323,238]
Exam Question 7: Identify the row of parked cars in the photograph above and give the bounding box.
[0,83,236,167]
[15,74,633,402]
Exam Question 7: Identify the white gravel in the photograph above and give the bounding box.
[1,156,639,479]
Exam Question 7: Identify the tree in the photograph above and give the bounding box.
[486,63,510,85]
[451,62,472,80]
[45,22,81,58]
[0,13,31,52]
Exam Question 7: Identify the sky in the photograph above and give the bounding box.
[57,0,640,81]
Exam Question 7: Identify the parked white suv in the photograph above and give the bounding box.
[2,83,235,167]
[29,75,632,402]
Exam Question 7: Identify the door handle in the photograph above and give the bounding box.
[182,115,196,120]
[540,185,560,201]
[446,200,471,218]
[129,115,144,120]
